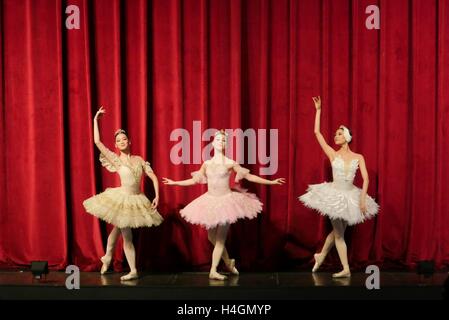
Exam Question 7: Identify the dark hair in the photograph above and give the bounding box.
[114,129,128,139]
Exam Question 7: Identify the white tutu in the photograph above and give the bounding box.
[299,182,379,225]
[299,155,379,225]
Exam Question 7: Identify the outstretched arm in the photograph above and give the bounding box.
[162,177,197,186]
[233,163,285,185]
[358,155,369,214]
[244,174,286,185]
[312,96,336,160]
[162,163,206,187]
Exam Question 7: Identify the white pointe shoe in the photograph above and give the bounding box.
[100,256,111,275]
[225,259,239,275]
[120,271,139,281]
[312,253,323,273]
[209,271,227,280]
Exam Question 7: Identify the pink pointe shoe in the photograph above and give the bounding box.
[225,259,239,275]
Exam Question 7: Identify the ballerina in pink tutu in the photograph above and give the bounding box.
[163,130,285,280]
[83,107,163,281]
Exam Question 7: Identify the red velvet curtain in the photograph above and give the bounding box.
[1,0,448,272]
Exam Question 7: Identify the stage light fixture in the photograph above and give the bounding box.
[416,260,434,277]
[30,261,49,279]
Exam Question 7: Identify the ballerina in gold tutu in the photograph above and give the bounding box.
[83,107,163,281]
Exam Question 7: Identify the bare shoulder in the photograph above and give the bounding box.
[329,150,337,161]
[353,153,365,162]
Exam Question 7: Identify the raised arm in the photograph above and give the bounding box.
[93,107,105,144]
[358,155,369,214]
[92,106,120,171]
[93,106,110,154]
[312,96,336,160]
[162,162,206,187]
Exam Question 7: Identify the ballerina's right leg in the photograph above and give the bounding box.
[312,231,335,272]
[100,226,120,274]
[207,228,239,275]
[120,227,139,281]
[209,224,230,280]
[331,219,351,278]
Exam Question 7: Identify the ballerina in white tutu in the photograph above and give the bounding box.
[163,130,285,280]
[83,107,163,281]
[299,96,379,278]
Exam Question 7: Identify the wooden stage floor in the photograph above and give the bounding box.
[1,270,448,300]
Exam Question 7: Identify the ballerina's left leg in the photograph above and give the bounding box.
[207,227,239,275]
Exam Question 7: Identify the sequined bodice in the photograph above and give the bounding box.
[97,142,154,195]
[118,163,143,187]
[331,155,359,188]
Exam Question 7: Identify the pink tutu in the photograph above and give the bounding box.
[180,189,263,229]
[179,160,264,229]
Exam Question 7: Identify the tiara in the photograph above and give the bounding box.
[214,129,229,137]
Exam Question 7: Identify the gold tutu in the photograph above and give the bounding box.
[83,186,163,228]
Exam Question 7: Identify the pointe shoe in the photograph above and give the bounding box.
[209,271,227,281]
[225,259,239,275]
[100,256,111,275]
[312,253,324,273]
[120,271,139,281]
[332,270,351,278]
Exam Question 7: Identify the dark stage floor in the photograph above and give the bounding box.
[0,270,448,300]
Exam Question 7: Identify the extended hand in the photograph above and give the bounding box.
[360,199,367,216]
[312,96,321,110]
[152,196,159,209]
[94,106,106,120]
[271,178,286,185]
[162,177,176,186]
